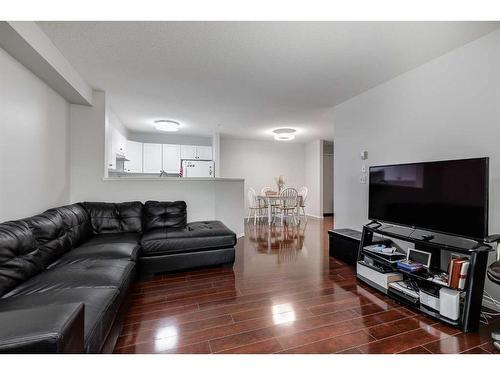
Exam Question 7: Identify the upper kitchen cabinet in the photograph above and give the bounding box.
[180,144,197,160]
[108,125,127,169]
[180,145,213,160]
[196,146,213,160]
[124,140,143,173]
[114,128,127,156]
[107,117,116,170]
[163,144,181,174]
[143,143,163,173]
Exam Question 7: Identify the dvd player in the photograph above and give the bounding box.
[388,281,420,306]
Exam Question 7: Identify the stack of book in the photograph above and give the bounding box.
[448,257,470,290]
[396,260,424,272]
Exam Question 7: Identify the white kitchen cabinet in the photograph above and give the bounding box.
[180,145,197,160]
[180,145,213,160]
[111,127,127,156]
[142,143,163,174]
[124,141,143,173]
[117,132,127,156]
[108,126,128,170]
[162,144,181,174]
[107,116,116,170]
[196,146,213,160]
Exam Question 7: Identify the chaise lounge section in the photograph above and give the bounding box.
[139,201,236,274]
[0,200,236,353]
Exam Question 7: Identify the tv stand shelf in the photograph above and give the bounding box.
[365,222,491,254]
[357,222,494,332]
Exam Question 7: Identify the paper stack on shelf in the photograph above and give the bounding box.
[363,244,406,263]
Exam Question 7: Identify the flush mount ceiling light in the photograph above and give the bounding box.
[273,128,296,141]
[154,120,181,132]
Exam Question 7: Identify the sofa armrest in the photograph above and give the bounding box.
[0,303,85,353]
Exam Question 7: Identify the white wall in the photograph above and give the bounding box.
[108,109,129,139]
[219,138,307,211]
[333,29,500,305]
[0,21,92,105]
[0,47,70,221]
[305,140,323,218]
[70,91,244,235]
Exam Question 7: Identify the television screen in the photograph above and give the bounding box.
[369,157,489,240]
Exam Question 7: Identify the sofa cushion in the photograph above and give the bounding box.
[0,220,45,297]
[141,221,237,256]
[51,204,92,248]
[0,303,85,353]
[0,287,121,353]
[26,204,92,268]
[143,201,187,231]
[49,233,141,268]
[83,201,143,234]
[26,210,69,266]
[3,259,135,298]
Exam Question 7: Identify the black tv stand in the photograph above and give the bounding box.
[366,220,382,229]
[357,223,494,332]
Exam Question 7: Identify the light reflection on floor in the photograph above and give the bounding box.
[272,303,297,324]
[154,326,179,352]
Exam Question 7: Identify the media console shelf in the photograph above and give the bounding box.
[357,222,494,332]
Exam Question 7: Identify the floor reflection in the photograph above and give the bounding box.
[247,221,307,264]
[271,303,297,324]
[154,326,179,352]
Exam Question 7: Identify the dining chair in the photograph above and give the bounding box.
[247,187,264,225]
[298,186,309,220]
[275,187,299,226]
[260,186,277,221]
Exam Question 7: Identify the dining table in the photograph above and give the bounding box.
[257,193,303,226]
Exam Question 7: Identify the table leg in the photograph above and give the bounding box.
[268,199,272,226]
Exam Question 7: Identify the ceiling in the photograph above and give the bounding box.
[38,21,499,142]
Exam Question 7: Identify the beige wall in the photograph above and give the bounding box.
[305,140,323,218]
[220,137,307,212]
[0,47,70,221]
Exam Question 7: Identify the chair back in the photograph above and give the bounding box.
[247,187,259,208]
[298,186,308,204]
[279,187,298,208]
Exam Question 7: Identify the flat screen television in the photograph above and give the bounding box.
[369,157,489,240]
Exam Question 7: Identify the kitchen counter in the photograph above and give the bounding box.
[104,176,244,182]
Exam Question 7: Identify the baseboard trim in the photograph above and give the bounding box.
[306,214,324,219]
[237,233,245,239]
[246,214,324,220]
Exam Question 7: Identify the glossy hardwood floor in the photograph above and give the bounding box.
[114,217,500,354]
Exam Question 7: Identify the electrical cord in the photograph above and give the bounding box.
[480,291,500,325]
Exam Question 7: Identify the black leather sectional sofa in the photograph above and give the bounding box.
[0,201,236,353]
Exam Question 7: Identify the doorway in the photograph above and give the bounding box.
[322,140,334,217]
